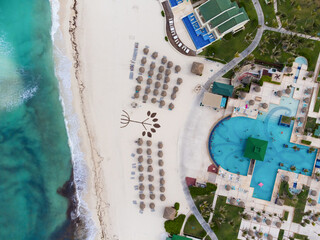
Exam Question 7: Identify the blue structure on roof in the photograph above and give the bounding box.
[315,159,320,168]
[169,0,183,7]
[182,13,216,49]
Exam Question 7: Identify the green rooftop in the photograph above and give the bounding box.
[217,8,249,34]
[244,137,268,161]
[199,0,233,22]
[171,235,192,240]
[211,82,234,97]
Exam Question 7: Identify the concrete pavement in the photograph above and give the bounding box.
[264,26,320,41]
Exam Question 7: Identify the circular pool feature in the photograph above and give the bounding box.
[295,56,308,66]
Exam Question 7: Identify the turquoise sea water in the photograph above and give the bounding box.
[209,96,317,201]
[0,1,73,239]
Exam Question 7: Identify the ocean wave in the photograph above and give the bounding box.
[50,0,97,239]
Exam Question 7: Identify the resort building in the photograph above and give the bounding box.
[182,0,249,49]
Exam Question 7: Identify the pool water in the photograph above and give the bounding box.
[209,97,316,201]
[295,56,308,66]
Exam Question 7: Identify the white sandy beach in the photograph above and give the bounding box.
[56,0,223,239]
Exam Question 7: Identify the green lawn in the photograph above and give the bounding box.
[164,214,186,235]
[304,117,318,136]
[205,235,212,240]
[283,211,289,221]
[259,0,278,27]
[183,214,207,239]
[199,0,258,62]
[293,233,309,240]
[278,229,284,240]
[277,0,320,37]
[314,87,320,112]
[194,194,215,222]
[252,30,320,71]
[210,196,244,239]
[279,182,309,223]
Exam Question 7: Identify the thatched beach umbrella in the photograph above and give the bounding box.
[150,62,156,69]
[312,215,318,221]
[165,69,171,76]
[148,175,154,182]
[169,103,174,110]
[177,78,183,85]
[159,169,165,176]
[157,73,162,80]
[137,148,143,154]
[262,103,268,109]
[161,57,167,64]
[160,178,165,185]
[138,165,144,172]
[248,230,254,237]
[305,88,312,94]
[256,216,262,223]
[159,66,164,73]
[155,82,161,89]
[141,57,147,65]
[150,193,155,200]
[147,78,152,85]
[311,190,317,196]
[147,158,153,164]
[149,185,155,191]
[139,175,144,182]
[139,67,145,73]
[135,85,141,92]
[139,184,145,191]
[239,92,246,99]
[254,86,261,92]
[137,138,143,146]
[143,95,148,101]
[230,198,236,205]
[286,66,292,73]
[175,65,181,73]
[239,201,245,208]
[139,194,145,200]
[276,90,283,97]
[266,219,271,225]
[311,200,317,206]
[301,107,307,113]
[164,76,170,83]
[134,92,139,99]
[148,70,154,77]
[147,148,152,155]
[285,88,291,94]
[160,186,165,192]
[158,159,164,166]
[158,142,163,149]
[158,151,163,157]
[152,52,158,59]
[138,156,144,163]
[147,166,153,172]
[151,98,157,104]
[276,222,282,228]
[140,202,145,210]
[160,194,166,201]
[153,89,159,96]
[143,48,149,55]
[171,93,177,100]
[299,117,305,123]
[173,86,179,93]
[167,61,173,68]
[284,176,289,182]
[136,76,143,83]
[245,214,251,220]
[160,100,165,107]
[161,91,167,97]
[267,234,273,240]
[145,88,151,94]
[304,97,310,103]
[163,84,168,90]
[149,203,155,209]
[225,184,231,191]
[249,99,255,105]
[146,140,152,146]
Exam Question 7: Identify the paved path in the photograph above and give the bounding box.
[204,0,265,90]
[273,0,282,28]
[265,26,320,41]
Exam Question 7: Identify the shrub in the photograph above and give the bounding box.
[223,32,233,40]
[161,11,165,17]
[174,202,180,211]
[301,140,311,145]
[164,214,186,235]
[165,36,168,42]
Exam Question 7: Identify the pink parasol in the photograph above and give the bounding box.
[258,182,263,187]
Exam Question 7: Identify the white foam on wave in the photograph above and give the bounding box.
[50,0,97,239]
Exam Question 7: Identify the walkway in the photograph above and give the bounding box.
[273,0,282,28]
[161,1,197,56]
[265,26,320,41]
[204,0,265,90]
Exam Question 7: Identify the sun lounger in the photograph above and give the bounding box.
[178,43,182,47]
[186,49,189,53]
[173,35,178,39]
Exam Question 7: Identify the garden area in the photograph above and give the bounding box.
[313,87,320,112]
[277,0,320,37]
[278,180,309,223]
[252,31,320,71]
[304,117,320,137]
[210,196,244,239]
[259,0,278,27]
[183,214,206,239]
[164,214,186,235]
[199,0,258,62]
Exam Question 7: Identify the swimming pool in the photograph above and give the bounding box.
[295,56,308,66]
[209,97,317,201]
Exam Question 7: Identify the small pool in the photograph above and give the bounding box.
[169,0,183,7]
[295,56,308,66]
[209,97,317,201]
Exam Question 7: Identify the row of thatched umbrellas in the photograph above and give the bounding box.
[137,138,163,148]
[139,65,181,75]
[136,76,183,85]
[139,193,166,210]
[229,197,245,208]
[138,174,165,184]
[246,229,273,239]
[136,148,164,157]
